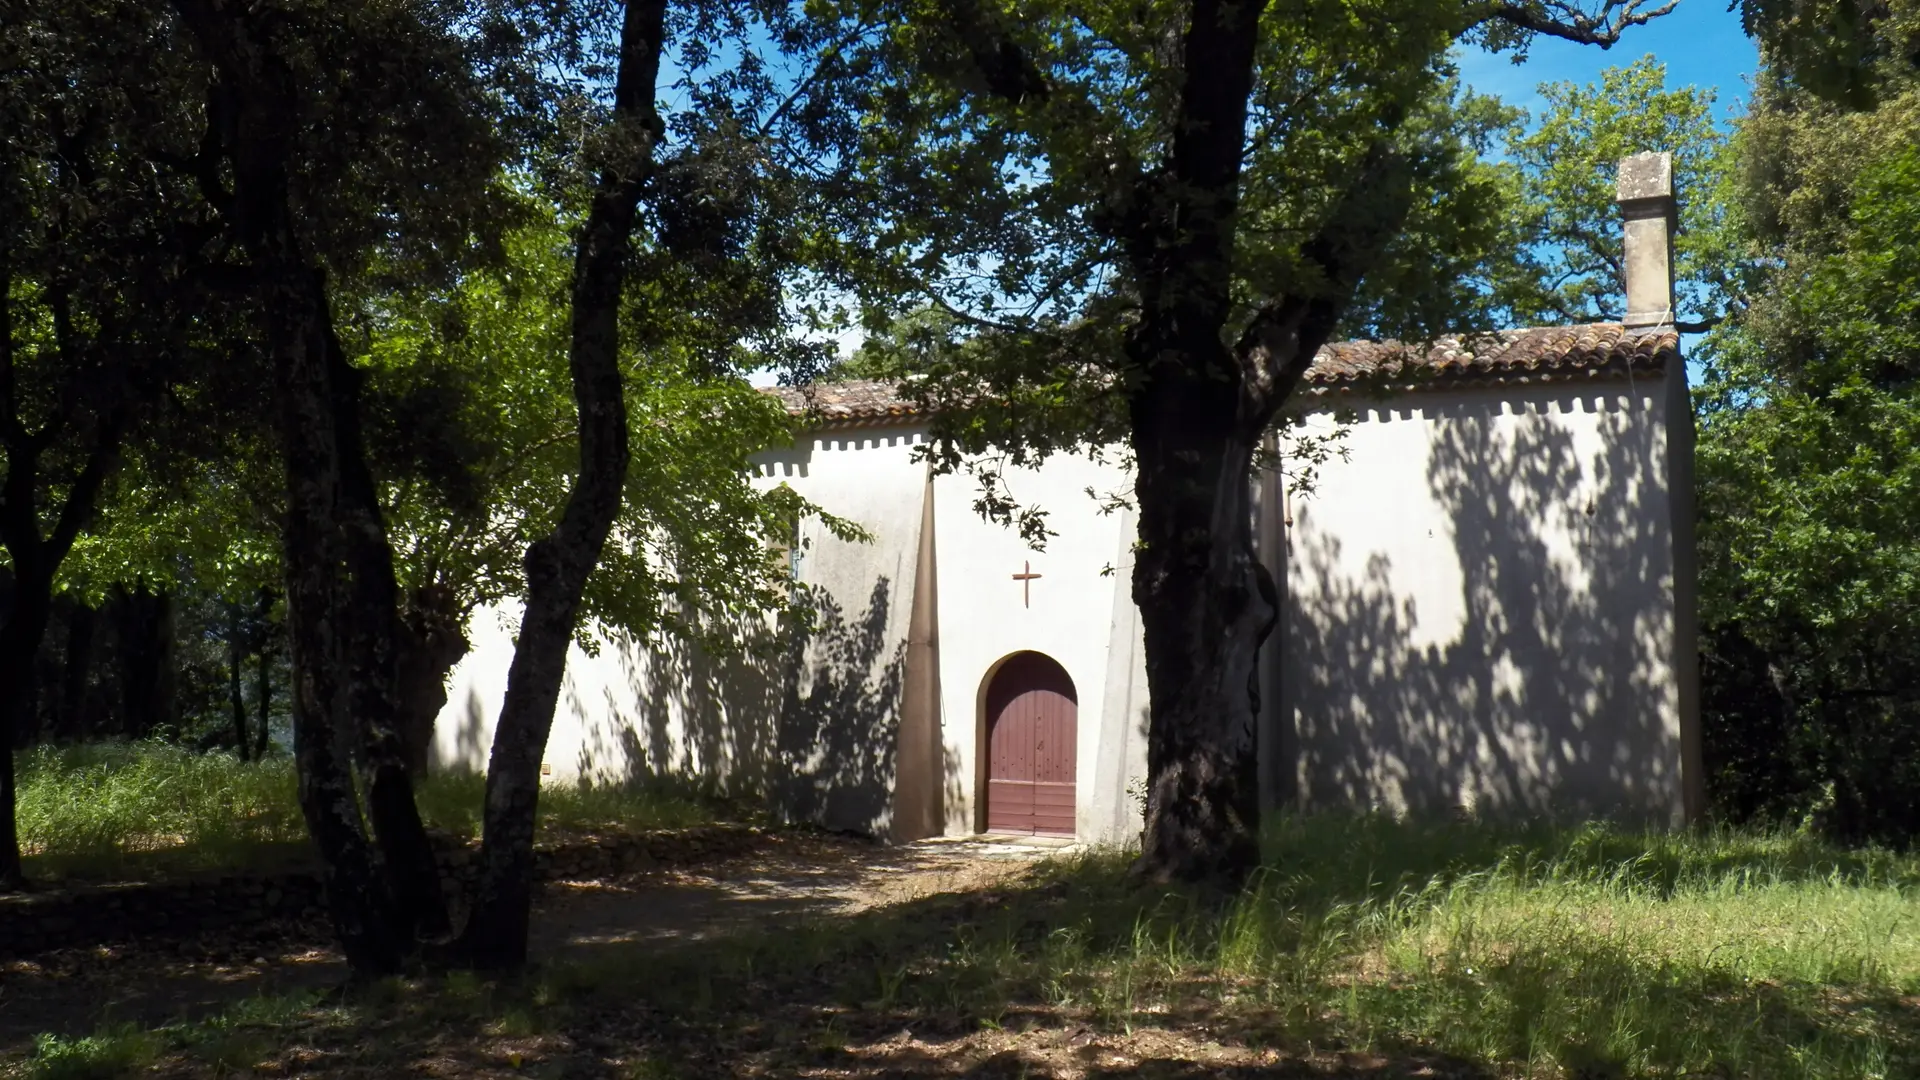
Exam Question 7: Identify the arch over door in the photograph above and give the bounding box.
[985,652,1077,837]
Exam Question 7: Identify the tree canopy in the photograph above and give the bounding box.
[23,0,1920,981]
[782,0,1682,882]
[1693,10,1920,842]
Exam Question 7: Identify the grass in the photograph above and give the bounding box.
[14,740,727,879]
[21,1025,163,1080]
[9,815,1920,1078]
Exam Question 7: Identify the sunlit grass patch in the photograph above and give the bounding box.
[24,1024,163,1080]
[15,742,305,875]
[33,814,1920,1079]
[409,766,723,839]
[639,816,1920,1078]
[15,740,729,879]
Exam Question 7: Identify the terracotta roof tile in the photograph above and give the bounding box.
[1303,323,1677,389]
[766,380,922,422]
[769,323,1679,421]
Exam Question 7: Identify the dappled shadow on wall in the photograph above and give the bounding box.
[535,577,904,838]
[1283,388,1684,823]
[774,578,904,837]
[576,610,785,801]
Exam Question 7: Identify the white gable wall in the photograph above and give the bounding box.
[430,590,787,794]
[431,364,1699,843]
[1274,369,1699,824]
[430,424,930,837]
[746,424,930,835]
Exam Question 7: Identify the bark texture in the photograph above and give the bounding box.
[1116,0,1413,885]
[172,0,446,968]
[396,584,470,776]
[1122,0,1269,886]
[336,364,450,942]
[230,602,250,758]
[457,0,667,970]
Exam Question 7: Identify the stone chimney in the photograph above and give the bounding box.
[1617,151,1677,331]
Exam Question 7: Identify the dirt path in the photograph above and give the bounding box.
[0,833,1071,1050]
[533,832,1073,954]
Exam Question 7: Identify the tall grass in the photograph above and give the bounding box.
[602,815,1920,1078]
[14,741,724,878]
[15,743,305,874]
[1220,818,1920,1076]
[30,814,1920,1079]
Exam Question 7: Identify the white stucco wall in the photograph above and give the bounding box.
[431,423,931,837]
[1276,372,1696,823]
[928,449,1145,846]
[757,424,928,835]
[431,366,1697,843]
[430,597,782,793]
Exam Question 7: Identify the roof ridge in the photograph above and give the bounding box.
[767,322,1679,421]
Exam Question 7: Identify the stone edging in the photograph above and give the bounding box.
[0,823,765,958]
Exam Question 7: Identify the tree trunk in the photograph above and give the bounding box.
[1108,0,1409,886]
[1116,0,1269,886]
[396,585,470,777]
[172,0,423,972]
[229,602,250,759]
[57,599,96,741]
[333,364,451,942]
[457,0,666,971]
[255,588,273,759]
[179,0,458,958]
[0,567,52,892]
[0,257,121,890]
[112,586,175,740]
[269,277,415,971]
[282,493,406,974]
[1128,374,1271,886]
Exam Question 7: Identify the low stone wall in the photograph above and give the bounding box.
[0,824,765,958]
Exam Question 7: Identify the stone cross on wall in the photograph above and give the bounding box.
[1012,560,1042,608]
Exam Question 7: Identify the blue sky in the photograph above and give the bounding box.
[1457,1,1759,126]
[1457,3,1759,376]
[761,3,1766,381]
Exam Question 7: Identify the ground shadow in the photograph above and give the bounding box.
[7,824,1915,1077]
[591,836,1914,1079]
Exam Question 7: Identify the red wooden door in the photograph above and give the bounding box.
[985,652,1077,837]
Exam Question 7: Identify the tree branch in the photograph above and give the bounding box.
[943,0,1051,105]
[1122,0,1267,358]
[922,288,1030,334]
[0,259,25,448]
[1482,0,1681,47]
[1235,143,1416,415]
[25,282,84,456]
[151,76,236,213]
[46,420,122,565]
[756,22,879,138]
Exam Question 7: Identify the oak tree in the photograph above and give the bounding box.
[796,0,1680,883]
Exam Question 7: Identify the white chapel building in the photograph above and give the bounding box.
[431,153,1704,846]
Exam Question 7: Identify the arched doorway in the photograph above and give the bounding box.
[984,652,1077,836]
